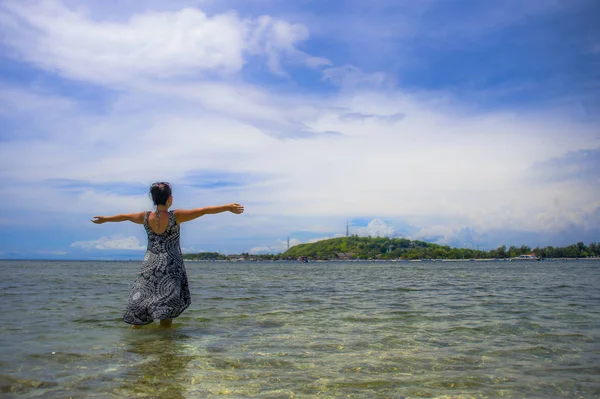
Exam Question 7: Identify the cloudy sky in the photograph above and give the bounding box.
[1,0,599,259]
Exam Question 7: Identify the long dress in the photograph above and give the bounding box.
[123,211,191,325]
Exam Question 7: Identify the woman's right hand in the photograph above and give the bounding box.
[91,216,107,224]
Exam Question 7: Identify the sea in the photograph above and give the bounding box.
[0,259,599,398]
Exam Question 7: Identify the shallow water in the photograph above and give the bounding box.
[0,260,599,398]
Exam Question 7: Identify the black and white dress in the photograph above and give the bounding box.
[123,211,191,325]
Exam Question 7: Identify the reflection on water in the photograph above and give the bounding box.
[0,260,599,398]
[115,329,194,398]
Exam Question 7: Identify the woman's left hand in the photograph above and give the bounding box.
[229,203,244,214]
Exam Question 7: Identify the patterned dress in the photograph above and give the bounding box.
[123,211,191,325]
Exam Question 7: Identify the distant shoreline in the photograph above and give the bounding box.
[1,257,598,262]
[183,257,600,263]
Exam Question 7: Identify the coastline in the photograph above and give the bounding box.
[183,257,600,263]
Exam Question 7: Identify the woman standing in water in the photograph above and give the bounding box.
[91,182,244,328]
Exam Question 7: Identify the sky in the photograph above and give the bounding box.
[0,0,599,259]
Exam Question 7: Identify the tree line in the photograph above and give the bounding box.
[182,236,600,261]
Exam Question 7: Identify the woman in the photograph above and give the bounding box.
[91,182,244,328]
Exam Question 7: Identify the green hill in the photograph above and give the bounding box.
[282,235,447,260]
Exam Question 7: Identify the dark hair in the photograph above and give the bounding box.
[149,182,172,206]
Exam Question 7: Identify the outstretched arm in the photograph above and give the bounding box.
[91,212,145,224]
[174,203,244,224]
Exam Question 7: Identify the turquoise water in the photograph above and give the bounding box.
[1,260,599,398]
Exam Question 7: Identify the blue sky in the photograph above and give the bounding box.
[1,0,599,259]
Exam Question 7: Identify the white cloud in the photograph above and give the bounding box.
[1,3,244,82]
[248,246,274,254]
[181,246,211,253]
[339,111,405,123]
[0,1,325,84]
[249,237,302,254]
[246,15,330,75]
[410,225,484,247]
[36,250,68,255]
[322,65,393,89]
[351,219,396,238]
[0,86,75,115]
[71,236,146,250]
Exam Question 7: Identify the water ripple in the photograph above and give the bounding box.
[0,260,599,398]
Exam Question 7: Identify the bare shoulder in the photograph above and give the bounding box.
[173,209,193,224]
[129,212,146,224]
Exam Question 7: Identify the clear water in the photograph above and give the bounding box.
[1,260,599,398]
